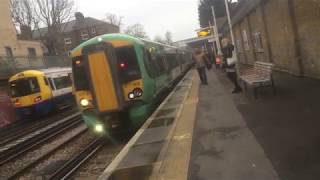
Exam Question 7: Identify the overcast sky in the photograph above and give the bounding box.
[73,0,200,41]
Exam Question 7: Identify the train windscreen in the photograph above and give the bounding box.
[116,46,141,83]
[9,77,40,98]
[72,57,90,91]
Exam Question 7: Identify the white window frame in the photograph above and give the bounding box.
[236,39,243,53]
[242,30,250,51]
[64,37,72,45]
[253,32,264,52]
[81,31,89,40]
[91,27,96,34]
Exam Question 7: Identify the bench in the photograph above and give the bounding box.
[239,61,275,98]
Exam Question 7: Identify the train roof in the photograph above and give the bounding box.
[40,67,71,75]
[9,68,71,82]
[71,33,185,57]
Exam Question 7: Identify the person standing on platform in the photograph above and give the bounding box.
[222,38,242,93]
[193,48,209,85]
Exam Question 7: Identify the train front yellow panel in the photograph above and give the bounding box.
[88,52,119,112]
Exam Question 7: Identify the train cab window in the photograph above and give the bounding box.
[53,76,72,90]
[115,46,141,82]
[9,77,40,98]
[72,57,90,91]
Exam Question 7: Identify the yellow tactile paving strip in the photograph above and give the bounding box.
[151,70,199,180]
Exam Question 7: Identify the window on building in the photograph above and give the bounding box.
[81,31,89,40]
[64,37,72,45]
[242,30,250,51]
[253,32,264,52]
[236,39,243,53]
[5,46,13,57]
[28,48,37,57]
[91,27,96,34]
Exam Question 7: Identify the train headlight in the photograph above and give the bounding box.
[128,88,143,100]
[80,98,89,107]
[128,93,135,99]
[94,124,104,133]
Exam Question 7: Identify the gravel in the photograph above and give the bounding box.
[72,142,125,180]
[20,130,96,180]
[0,123,88,179]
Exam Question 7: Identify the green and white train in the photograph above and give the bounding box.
[71,33,193,134]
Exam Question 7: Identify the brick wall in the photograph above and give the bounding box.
[294,0,320,78]
[263,0,300,74]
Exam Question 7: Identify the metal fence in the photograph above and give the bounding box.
[0,56,71,80]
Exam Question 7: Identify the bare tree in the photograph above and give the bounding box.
[105,13,123,29]
[154,35,166,44]
[164,31,173,44]
[124,23,148,39]
[33,0,75,55]
[11,0,37,39]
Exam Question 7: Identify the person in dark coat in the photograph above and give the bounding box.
[222,38,242,93]
[193,48,209,85]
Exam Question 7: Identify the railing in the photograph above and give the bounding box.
[0,56,71,80]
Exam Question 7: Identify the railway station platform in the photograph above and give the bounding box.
[98,69,280,180]
[156,69,280,180]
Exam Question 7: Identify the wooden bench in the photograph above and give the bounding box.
[239,61,275,98]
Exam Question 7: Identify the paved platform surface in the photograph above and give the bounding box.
[186,70,279,180]
[214,69,320,180]
[99,68,320,180]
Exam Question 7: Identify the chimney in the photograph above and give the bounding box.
[75,12,85,22]
[19,25,32,40]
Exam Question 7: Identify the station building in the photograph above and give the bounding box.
[0,0,43,58]
[32,12,120,55]
[221,0,320,79]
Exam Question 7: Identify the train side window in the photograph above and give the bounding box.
[143,49,158,77]
[154,53,167,73]
[165,53,178,70]
[53,76,72,90]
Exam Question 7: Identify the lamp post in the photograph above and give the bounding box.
[211,5,222,55]
[224,0,240,74]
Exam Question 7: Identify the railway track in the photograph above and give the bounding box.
[0,109,78,146]
[48,138,105,180]
[6,124,88,180]
[0,112,82,166]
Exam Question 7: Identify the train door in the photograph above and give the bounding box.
[81,42,125,113]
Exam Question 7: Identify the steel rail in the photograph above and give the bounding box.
[48,138,105,180]
[0,109,78,146]
[0,114,82,166]
[7,126,88,180]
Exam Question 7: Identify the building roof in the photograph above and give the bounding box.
[219,0,261,34]
[32,17,118,38]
